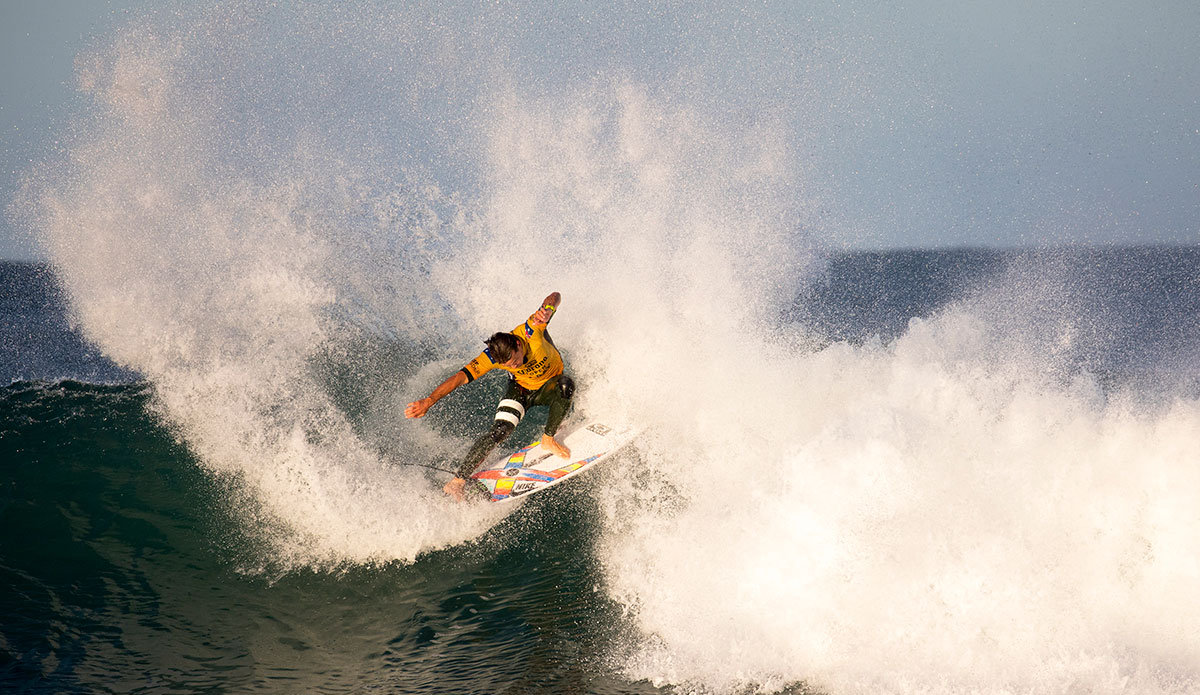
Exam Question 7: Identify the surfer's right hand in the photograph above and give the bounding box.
[405,398,432,418]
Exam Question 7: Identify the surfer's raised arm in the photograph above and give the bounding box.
[530,291,561,327]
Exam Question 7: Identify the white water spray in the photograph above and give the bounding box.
[17,4,1200,694]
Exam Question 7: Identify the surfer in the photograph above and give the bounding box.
[405,292,575,500]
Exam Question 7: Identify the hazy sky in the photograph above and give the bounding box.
[2,0,1197,260]
[2,1,149,260]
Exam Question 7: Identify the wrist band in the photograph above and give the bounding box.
[543,304,556,312]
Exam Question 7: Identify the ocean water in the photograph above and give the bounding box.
[4,247,1199,695]
[1,368,642,694]
[5,4,1200,693]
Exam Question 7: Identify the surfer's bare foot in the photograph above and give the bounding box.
[542,434,571,459]
[443,477,466,501]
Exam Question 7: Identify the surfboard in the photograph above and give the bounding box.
[469,421,637,503]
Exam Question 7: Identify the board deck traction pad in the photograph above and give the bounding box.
[469,422,630,502]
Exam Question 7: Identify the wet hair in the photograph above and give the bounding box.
[485,332,521,364]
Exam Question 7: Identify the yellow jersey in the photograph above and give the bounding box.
[460,312,564,390]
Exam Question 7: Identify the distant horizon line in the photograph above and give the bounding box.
[6,241,1199,266]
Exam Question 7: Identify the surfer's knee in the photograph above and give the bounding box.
[489,418,516,444]
[494,398,524,427]
[489,397,523,444]
[558,375,575,400]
